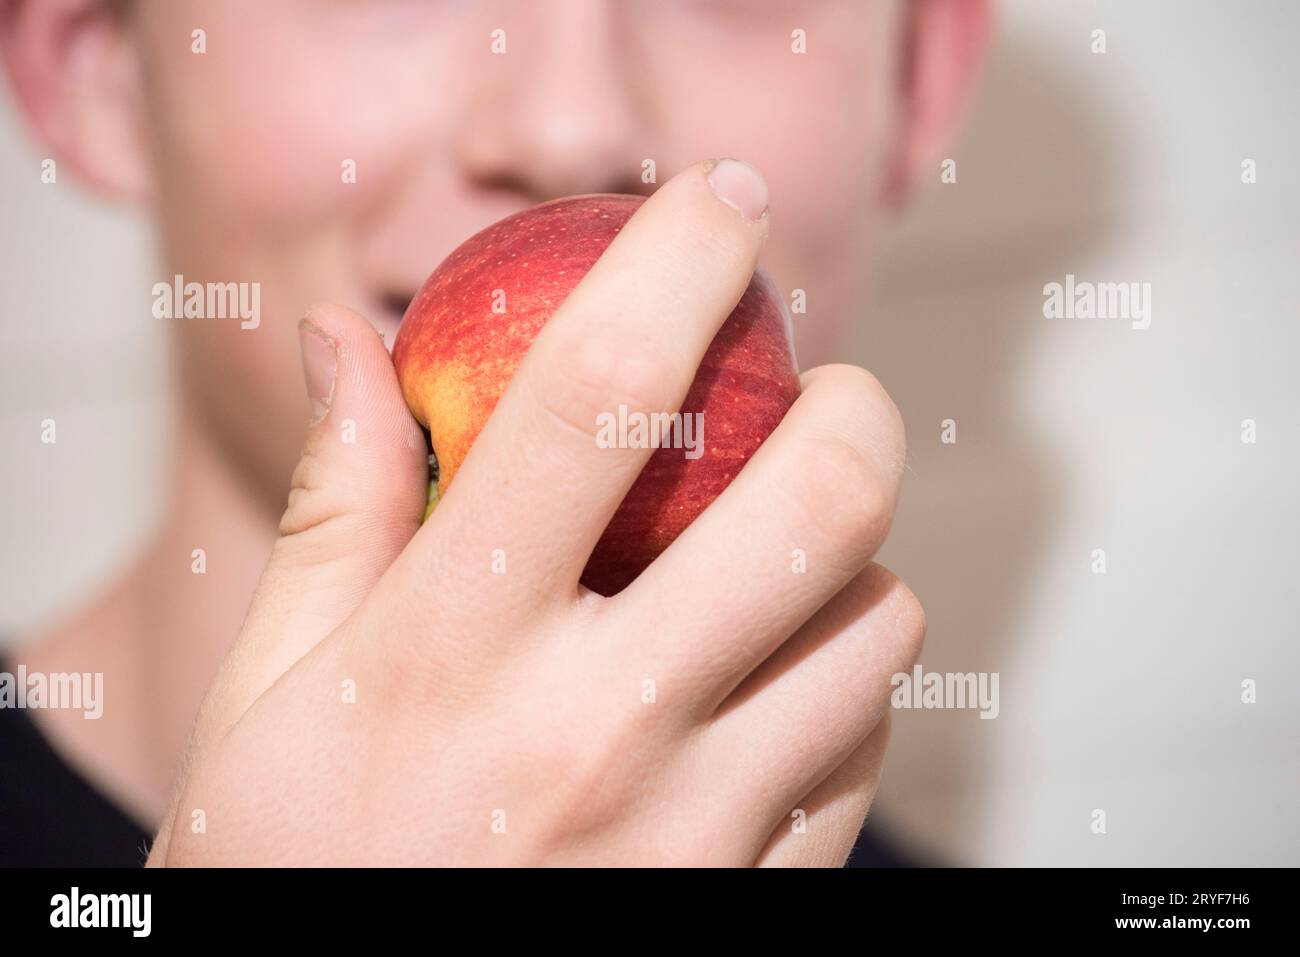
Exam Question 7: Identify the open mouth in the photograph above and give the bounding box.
[372,291,417,349]
[382,291,415,326]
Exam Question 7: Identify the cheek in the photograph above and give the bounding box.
[639,29,897,256]
[139,2,457,236]
[627,7,903,360]
[711,95,888,248]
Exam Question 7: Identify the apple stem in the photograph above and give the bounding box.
[422,479,440,523]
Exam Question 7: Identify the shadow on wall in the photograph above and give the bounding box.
[848,30,1120,864]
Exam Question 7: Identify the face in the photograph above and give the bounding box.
[121,0,910,504]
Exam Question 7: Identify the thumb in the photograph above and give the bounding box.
[220,304,428,723]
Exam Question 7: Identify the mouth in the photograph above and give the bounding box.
[382,290,415,322]
[375,290,417,347]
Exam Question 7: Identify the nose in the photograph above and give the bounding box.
[454,0,645,200]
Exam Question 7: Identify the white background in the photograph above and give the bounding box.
[2,0,1297,865]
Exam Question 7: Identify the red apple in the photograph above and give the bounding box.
[392,194,800,596]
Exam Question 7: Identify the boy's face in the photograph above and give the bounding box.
[123,0,911,501]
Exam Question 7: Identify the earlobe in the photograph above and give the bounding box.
[883,0,993,209]
[0,0,153,203]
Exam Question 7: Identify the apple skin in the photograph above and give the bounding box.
[393,193,800,596]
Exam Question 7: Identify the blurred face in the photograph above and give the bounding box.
[129,0,907,504]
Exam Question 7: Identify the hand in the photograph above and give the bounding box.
[148,161,924,867]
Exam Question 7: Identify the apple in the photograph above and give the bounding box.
[393,194,800,596]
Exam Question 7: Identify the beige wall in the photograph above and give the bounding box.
[862,0,1299,865]
[2,0,1296,865]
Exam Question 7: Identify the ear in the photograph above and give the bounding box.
[885,0,993,207]
[0,0,152,201]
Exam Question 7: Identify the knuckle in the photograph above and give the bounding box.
[278,434,424,543]
[528,333,674,441]
[788,426,894,561]
[821,364,907,475]
[879,571,927,664]
[279,445,345,538]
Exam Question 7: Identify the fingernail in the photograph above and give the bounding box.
[298,319,337,424]
[707,158,768,222]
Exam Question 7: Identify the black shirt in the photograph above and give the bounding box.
[0,664,909,867]
[0,702,153,867]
